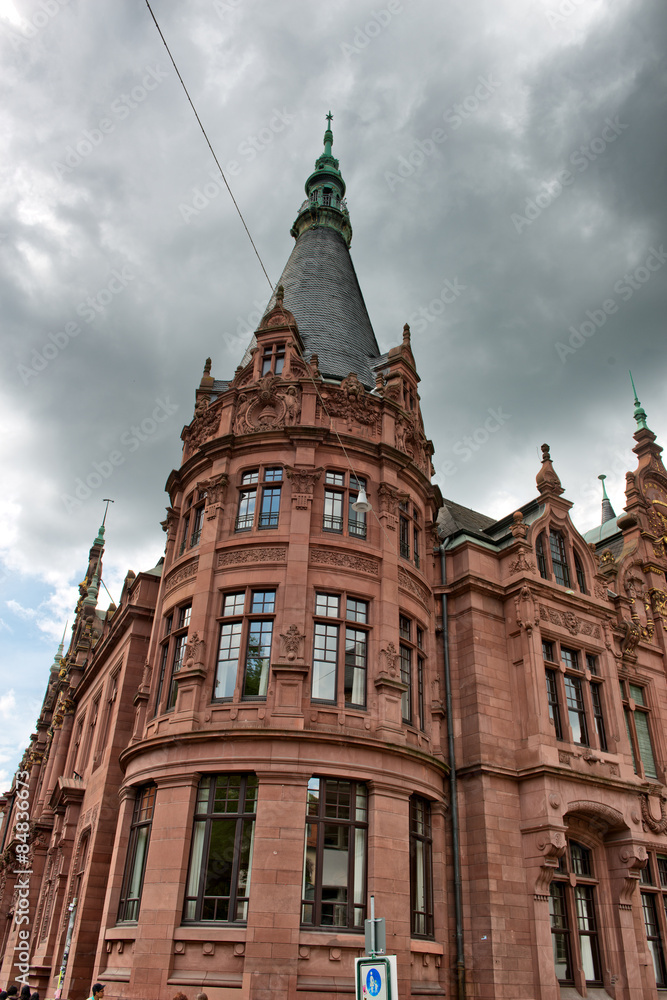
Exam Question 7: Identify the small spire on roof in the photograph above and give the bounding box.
[536,443,564,497]
[630,370,650,431]
[598,474,616,524]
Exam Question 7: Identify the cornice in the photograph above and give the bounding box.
[119,726,450,778]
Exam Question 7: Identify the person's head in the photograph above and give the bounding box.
[91,985,105,1000]
[195,993,208,1000]
[172,992,189,1000]
[7,988,18,997]
[20,988,30,999]
[30,992,39,1000]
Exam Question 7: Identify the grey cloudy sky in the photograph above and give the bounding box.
[1,0,665,786]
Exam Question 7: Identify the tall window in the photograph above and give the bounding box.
[165,605,191,710]
[179,490,206,555]
[261,342,285,376]
[621,679,658,779]
[236,467,282,531]
[542,641,607,749]
[640,853,667,988]
[301,777,367,929]
[399,614,426,727]
[215,590,275,700]
[410,796,434,938]
[311,593,369,708]
[184,774,257,923]
[322,471,367,539]
[117,785,156,922]
[549,841,602,987]
[399,501,421,568]
[549,531,571,587]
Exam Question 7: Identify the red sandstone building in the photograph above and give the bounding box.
[2,123,667,1000]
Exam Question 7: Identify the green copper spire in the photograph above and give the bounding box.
[629,370,649,431]
[598,475,616,524]
[291,112,352,246]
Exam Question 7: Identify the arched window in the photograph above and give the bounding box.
[573,551,587,593]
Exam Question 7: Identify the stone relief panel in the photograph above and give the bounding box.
[233,377,302,434]
[538,604,601,639]
[310,548,379,576]
[217,547,287,567]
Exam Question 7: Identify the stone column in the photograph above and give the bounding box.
[243,771,309,1000]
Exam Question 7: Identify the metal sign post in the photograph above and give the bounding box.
[356,895,396,1000]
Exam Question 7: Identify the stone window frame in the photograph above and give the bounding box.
[152,603,191,715]
[260,341,285,376]
[535,526,588,594]
[620,677,659,779]
[549,839,603,989]
[410,795,434,939]
[311,591,369,709]
[183,773,258,925]
[399,500,421,569]
[640,853,667,988]
[301,776,367,931]
[542,639,607,751]
[179,488,207,555]
[235,466,283,532]
[399,613,427,730]
[213,588,277,702]
[117,784,157,923]
[322,469,368,539]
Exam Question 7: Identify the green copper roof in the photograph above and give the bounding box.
[291,112,352,247]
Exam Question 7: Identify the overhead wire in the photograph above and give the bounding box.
[144,2,404,556]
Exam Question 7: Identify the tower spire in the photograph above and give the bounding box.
[598,474,616,524]
[291,111,352,247]
[630,370,650,431]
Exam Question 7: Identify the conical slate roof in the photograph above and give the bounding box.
[263,222,381,388]
[241,116,382,388]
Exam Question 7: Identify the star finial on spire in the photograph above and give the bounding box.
[326,110,333,127]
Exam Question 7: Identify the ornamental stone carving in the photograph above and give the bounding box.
[164,559,199,593]
[279,624,306,661]
[318,375,379,435]
[538,604,601,639]
[286,467,323,508]
[310,548,379,576]
[234,377,302,434]
[515,585,539,632]
[184,631,205,670]
[199,473,228,519]
[379,642,399,678]
[217,547,286,567]
[161,506,180,538]
[397,567,431,615]
[534,830,566,898]
[183,401,221,455]
[641,792,667,834]
[509,549,535,573]
[649,588,667,630]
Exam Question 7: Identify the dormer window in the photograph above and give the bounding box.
[536,529,587,593]
[261,343,285,376]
